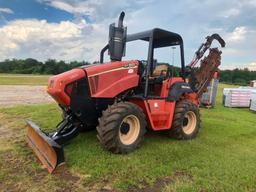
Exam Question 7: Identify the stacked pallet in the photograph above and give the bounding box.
[200,79,219,107]
[223,88,252,107]
[250,80,256,87]
[250,91,256,111]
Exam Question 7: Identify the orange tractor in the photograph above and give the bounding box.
[26,12,225,173]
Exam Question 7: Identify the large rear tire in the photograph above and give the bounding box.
[169,101,200,139]
[97,102,146,154]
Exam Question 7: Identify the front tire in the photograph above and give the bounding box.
[97,102,146,154]
[169,101,200,139]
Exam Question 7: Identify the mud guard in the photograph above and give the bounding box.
[26,120,65,173]
[167,82,193,101]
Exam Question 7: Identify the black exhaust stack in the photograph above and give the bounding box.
[108,11,127,61]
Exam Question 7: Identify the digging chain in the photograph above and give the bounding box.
[192,48,222,97]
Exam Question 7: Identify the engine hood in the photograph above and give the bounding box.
[81,60,138,77]
[47,68,86,106]
[83,60,140,98]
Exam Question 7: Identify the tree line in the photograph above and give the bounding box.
[0,58,255,85]
[0,58,92,75]
[219,68,256,86]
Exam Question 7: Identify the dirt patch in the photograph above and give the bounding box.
[80,178,117,192]
[0,85,53,107]
[0,112,84,192]
[0,150,83,192]
[0,123,13,139]
[0,111,118,192]
[129,171,193,192]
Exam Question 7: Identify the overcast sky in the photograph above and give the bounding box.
[0,0,255,70]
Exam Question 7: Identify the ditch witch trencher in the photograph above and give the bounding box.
[26,12,225,173]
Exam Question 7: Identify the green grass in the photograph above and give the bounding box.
[0,83,256,191]
[0,73,49,85]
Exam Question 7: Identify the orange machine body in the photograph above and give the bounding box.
[130,78,198,130]
[47,60,139,106]
[47,61,198,131]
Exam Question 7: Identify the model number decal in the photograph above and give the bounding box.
[124,63,135,68]
[181,85,190,89]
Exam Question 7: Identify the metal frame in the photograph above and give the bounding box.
[100,28,185,97]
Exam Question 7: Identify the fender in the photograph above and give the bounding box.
[167,82,193,101]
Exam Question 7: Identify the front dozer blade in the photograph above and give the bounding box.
[26,120,65,173]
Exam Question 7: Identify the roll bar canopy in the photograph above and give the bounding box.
[100,28,185,97]
[127,28,183,48]
[101,28,185,69]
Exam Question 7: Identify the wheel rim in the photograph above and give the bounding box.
[182,111,197,135]
[119,115,140,145]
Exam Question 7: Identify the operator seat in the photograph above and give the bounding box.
[152,64,169,77]
[150,64,169,84]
